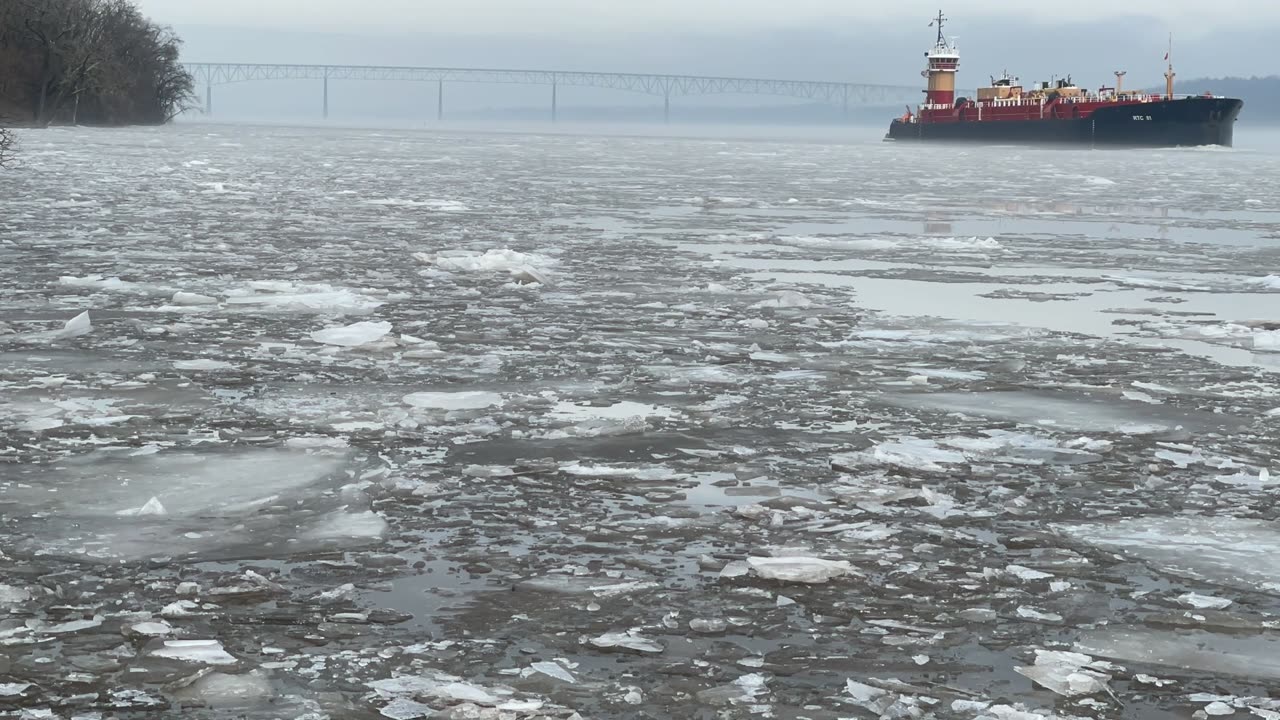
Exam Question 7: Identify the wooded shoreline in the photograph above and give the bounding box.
[0,0,195,128]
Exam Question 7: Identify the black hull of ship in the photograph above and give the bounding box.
[886,98,1243,147]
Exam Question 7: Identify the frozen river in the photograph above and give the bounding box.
[1,121,1280,719]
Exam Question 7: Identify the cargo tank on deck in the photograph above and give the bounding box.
[885,12,1243,147]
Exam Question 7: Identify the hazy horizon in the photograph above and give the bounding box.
[124,1,1278,127]
[168,17,1270,88]
[171,15,1272,124]
[135,0,1280,36]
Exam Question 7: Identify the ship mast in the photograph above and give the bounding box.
[1164,33,1175,98]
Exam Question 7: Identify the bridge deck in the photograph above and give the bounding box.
[184,62,924,106]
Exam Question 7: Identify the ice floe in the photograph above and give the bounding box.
[310,320,394,347]
[1076,628,1280,680]
[1054,516,1280,595]
[1014,649,1115,698]
[744,556,858,583]
[150,639,237,665]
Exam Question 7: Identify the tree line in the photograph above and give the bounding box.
[0,0,195,128]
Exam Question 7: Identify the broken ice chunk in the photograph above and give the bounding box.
[0,683,32,697]
[171,291,217,306]
[160,600,203,617]
[530,661,576,684]
[174,359,235,371]
[514,575,657,597]
[845,680,894,715]
[151,639,237,665]
[752,290,812,308]
[402,391,504,410]
[1015,606,1063,623]
[116,496,167,517]
[499,694,547,713]
[697,673,769,706]
[747,556,857,584]
[690,618,728,633]
[833,437,966,473]
[37,617,103,634]
[128,621,172,637]
[172,671,273,708]
[589,631,664,654]
[1123,390,1161,404]
[19,417,64,432]
[1005,565,1054,581]
[1076,627,1280,680]
[1176,593,1233,610]
[20,311,93,343]
[959,608,998,623]
[0,585,31,604]
[62,311,92,338]
[462,464,516,478]
[1054,517,1280,595]
[314,583,357,604]
[368,672,508,705]
[299,510,387,541]
[379,698,435,720]
[1014,649,1112,697]
[1216,467,1276,488]
[510,266,551,286]
[310,320,393,347]
[1205,701,1236,716]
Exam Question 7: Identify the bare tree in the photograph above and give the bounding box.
[0,0,194,126]
[0,126,12,167]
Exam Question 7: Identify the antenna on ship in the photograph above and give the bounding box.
[929,9,947,48]
[1164,33,1176,98]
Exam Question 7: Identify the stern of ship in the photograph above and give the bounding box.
[885,118,919,141]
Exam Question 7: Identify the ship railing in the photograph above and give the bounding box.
[915,92,1223,117]
[977,92,1217,108]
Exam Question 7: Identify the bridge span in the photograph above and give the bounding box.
[184,63,922,122]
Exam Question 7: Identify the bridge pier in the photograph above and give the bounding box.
[551,81,557,123]
[437,80,443,122]
[664,93,670,124]
[205,84,213,117]
[323,75,329,120]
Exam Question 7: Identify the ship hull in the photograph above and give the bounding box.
[886,98,1243,147]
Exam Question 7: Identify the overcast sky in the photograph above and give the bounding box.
[134,0,1275,35]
